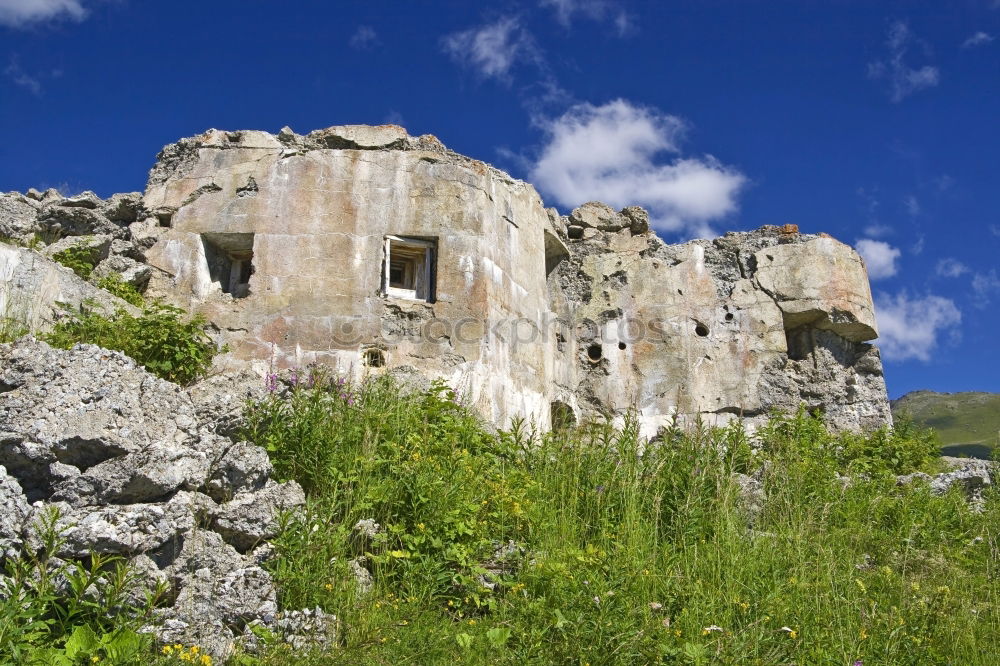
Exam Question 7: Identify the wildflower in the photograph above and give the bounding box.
[860,628,869,640]
[289,370,298,386]
[91,658,100,664]
[265,372,278,392]
[702,625,723,635]
[162,646,174,655]
[324,583,333,591]
[853,661,864,666]
[780,626,798,639]
[739,601,750,611]
[200,657,212,666]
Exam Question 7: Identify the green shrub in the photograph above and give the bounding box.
[52,242,99,279]
[244,380,997,665]
[97,273,145,306]
[43,302,218,385]
[0,507,164,665]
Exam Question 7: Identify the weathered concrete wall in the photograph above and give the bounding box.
[1,124,891,436]
[547,203,890,435]
[143,126,558,427]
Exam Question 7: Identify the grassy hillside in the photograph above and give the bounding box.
[892,391,1000,459]
[4,376,998,665]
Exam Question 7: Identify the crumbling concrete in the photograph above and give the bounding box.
[1,124,892,435]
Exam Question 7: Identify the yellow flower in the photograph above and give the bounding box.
[191,646,200,654]
[200,656,212,666]
[417,523,425,530]
[162,646,173,655]
[860,628,869,640]
[324,583,333,591]
[91,658,100,664]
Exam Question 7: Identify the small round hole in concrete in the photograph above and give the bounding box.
[724,313,734,321]
[618,342,627,350]
[695,324,709,337]
[587,344,603,362]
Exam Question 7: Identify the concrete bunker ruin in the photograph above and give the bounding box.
[141,124,891,435]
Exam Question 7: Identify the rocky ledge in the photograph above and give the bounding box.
[0,337,331,658]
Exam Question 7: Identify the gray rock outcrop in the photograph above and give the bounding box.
[0,337,316,658]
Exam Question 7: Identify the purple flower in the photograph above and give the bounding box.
[265,372,278,393]
[853,661,864,666]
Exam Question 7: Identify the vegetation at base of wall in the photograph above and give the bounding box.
[43,302,218,385]
[96,273,146,307]
[0,507,164,665]
[236,374,998,665]
[52,243,100,279]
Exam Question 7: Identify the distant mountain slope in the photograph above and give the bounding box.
[891,390,999,459]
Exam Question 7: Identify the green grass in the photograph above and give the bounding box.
[892,390,1000,458]
[43,302,218,385]
[236,375,999,665]
[1,371,995,665]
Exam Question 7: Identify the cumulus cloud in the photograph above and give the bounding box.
[0,0,86,28]
[962,31,994,48]
[867,21,940,102]
[855,239,901,280]
[972,270,1000,307]
[349,25,378,50]
[875,292,961,362]
[527,99,746,237]
[540,0,631,35]
[441,17,538,82]
[935,257,969,278]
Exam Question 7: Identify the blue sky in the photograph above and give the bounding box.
[1,0,998,398]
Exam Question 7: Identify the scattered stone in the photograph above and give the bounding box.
[0,338,311,659]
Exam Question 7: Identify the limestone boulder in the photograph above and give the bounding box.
[0,337,308,659]
[0,192,40,242]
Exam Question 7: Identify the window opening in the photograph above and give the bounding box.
[383,235,436,302]
[202,233,254,298]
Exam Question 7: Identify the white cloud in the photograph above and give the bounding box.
[349,25,378,50]
[935,257,969,278]
[990,224,1000,237]
[962,31,994,48]
[441,17,537,82]
[867,21,940,102]
[4,56,40,94]
[855,239,901,280]
[875,291,961,362]
[864,223,893,238]
[540,0,631,36]
[972,270,1000,307]
[903,194,920,216]
[0,0,86,28]
[528,99,746,236]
